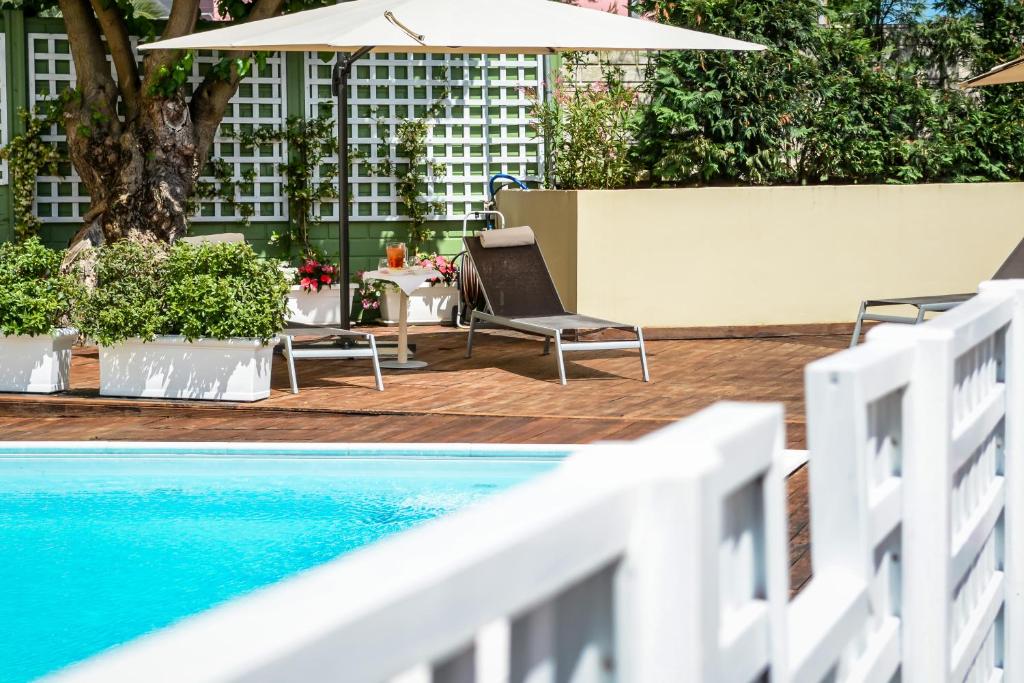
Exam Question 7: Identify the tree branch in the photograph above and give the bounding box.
[57,0,115,94]
[188,0,286,164]
[163,0,201,40]
[142,0,200,94]
[57,0,123,201]
[89,0,141,121]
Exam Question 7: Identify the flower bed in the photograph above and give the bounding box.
[372,253,459,325]
[284,257,357,325]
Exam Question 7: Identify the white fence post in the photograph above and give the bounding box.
[870,288,1014,683]
[613,402,788,682]
[979,278,1024,682]
[797,339,913,682]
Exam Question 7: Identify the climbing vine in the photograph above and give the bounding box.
[204,98,450,257]
[192,156,257,224]
[234,112,339,258]
[0,107,63,241]
[370,96,449,253]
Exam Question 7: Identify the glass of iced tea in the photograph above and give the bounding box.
[386,241,406,269]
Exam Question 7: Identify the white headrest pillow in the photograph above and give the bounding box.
[477,226,535,248]
[179,233,247,245]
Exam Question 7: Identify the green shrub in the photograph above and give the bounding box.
[163,242,288,343]
[530,65,641,190]
[0,237,80,337]
[78,240,287,345]
[77,239,169,346]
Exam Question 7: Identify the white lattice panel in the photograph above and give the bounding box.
[27,33,287,223]
[306,51,544,222]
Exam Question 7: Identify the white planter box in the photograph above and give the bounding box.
[99,336,279,402]
[286,283,358,325]
[379,285,459,325]
[0,328,76,394]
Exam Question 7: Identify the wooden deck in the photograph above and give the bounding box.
[0,326,843,593]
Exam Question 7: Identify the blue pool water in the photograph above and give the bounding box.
[0,452,559,682]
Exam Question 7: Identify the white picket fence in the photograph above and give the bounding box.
[50,279,1024,683]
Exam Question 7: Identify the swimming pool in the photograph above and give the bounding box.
[0,444,565,682]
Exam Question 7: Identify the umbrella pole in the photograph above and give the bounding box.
[333,46,373,331]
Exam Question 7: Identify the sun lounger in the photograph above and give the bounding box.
[463,227,649,385]
[851,237,1024,347]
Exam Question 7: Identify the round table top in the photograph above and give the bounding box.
[362,267,441,296]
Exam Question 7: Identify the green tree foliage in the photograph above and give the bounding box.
[0,237,81,336]
[632,0,1024,185]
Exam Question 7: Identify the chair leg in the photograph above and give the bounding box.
[284,335,299,394]
[850,302,867,348]
[553,333,567,386]
[368,335,384,391]
[636,326,650,382]
[543,337,551,355]
[466,311,478,358]
[914,305,927,324]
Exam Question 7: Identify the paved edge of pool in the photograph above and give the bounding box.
[0,441,577,460]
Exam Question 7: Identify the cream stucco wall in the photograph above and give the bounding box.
[497,184,1024,328]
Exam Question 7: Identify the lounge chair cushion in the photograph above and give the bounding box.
[478,226,535,248]
[179,233,247,245]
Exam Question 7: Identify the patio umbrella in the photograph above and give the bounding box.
[961,55,1024,87]
[141,0,764,330]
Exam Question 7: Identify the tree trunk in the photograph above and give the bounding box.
[60,88,206,272]
[55,0,285,271]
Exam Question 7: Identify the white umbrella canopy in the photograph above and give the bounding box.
[961,55,1024,88]
[139,0,764,54]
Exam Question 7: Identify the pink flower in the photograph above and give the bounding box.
[321,275,332,284]
[300,277,312,287]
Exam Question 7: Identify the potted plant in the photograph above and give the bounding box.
[79,240,288,402]
[378,253,459,325]
[0,237,80,393]
[283,257,358,325]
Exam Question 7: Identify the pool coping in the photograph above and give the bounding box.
[0,441,808,474]
[0,441,578,460]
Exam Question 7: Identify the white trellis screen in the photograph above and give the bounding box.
[26,33,288,223]
[305,51,545,221]
[798,337,911,682]
[47,281,1024,683]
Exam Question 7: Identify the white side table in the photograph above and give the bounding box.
[362,266,441,370]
